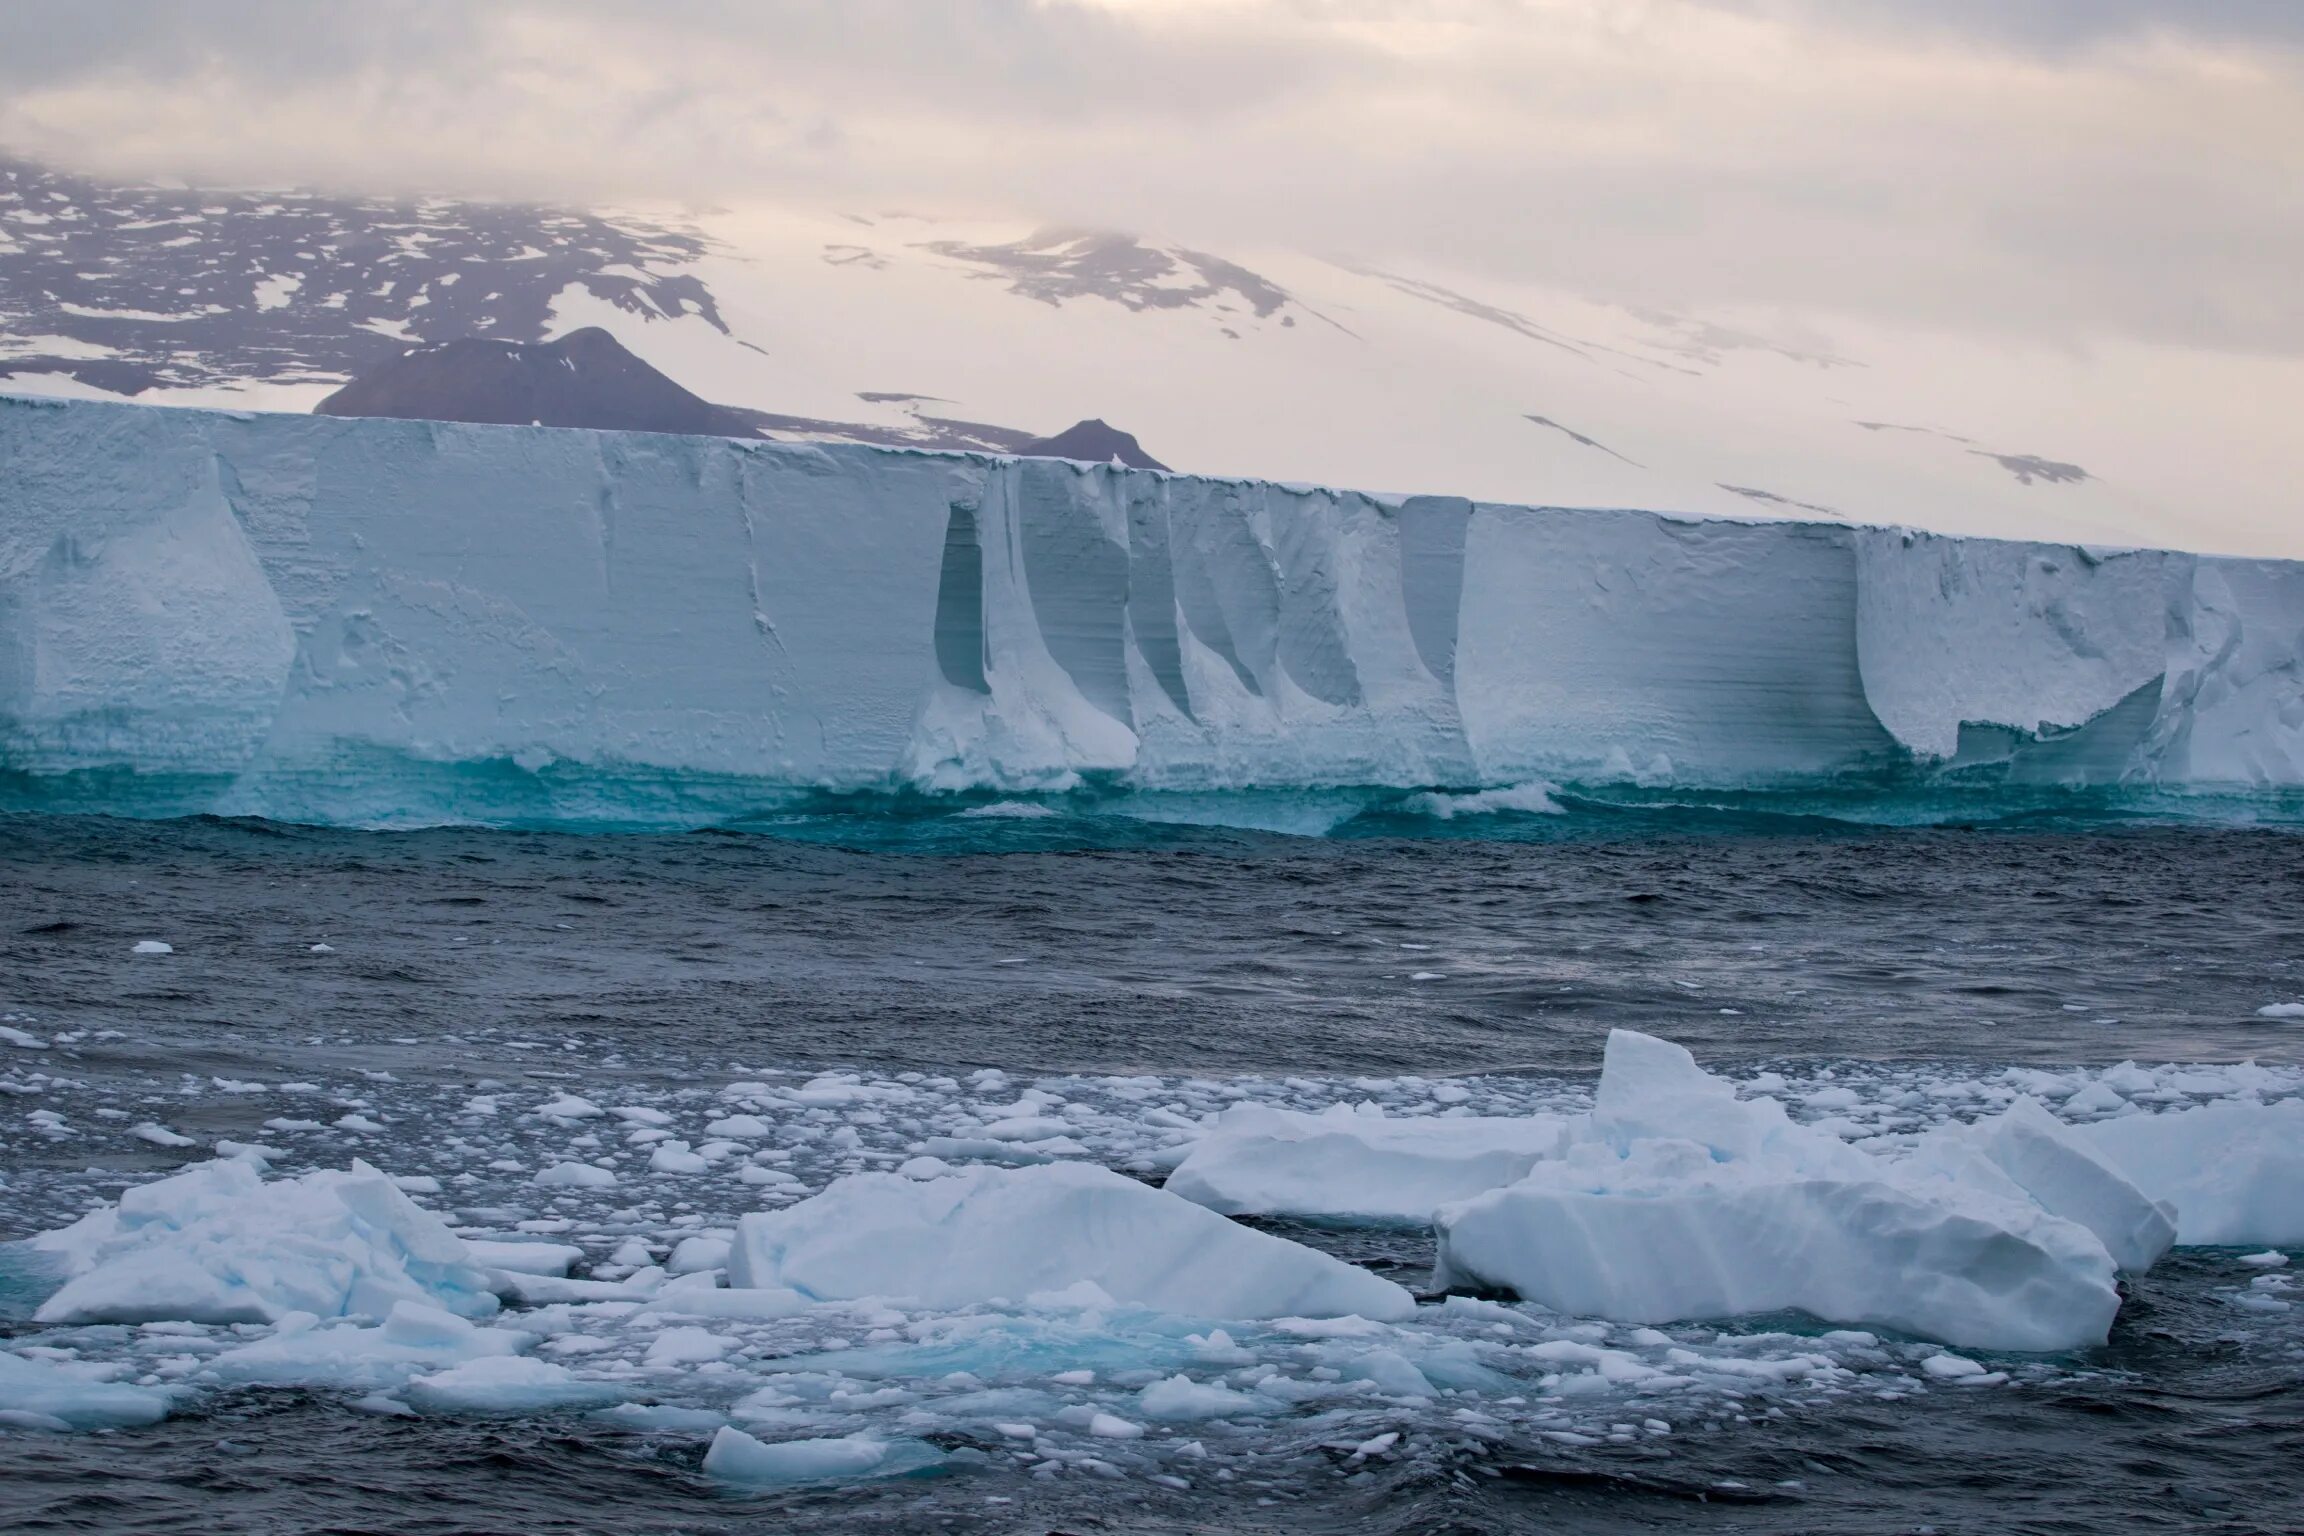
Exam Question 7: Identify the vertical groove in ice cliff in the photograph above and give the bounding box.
[1014,461,1133,731]
[1397,495,1471,688]
[1123,474,1193,720]
[932,500,991,695]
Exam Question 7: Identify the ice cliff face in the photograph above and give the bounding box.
[3,395,2300,826]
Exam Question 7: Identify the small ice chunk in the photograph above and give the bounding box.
[648,1141,709,1175]
[1921,1353,1986,1380]
[405,1355,622,1414]
[0,1350,171,1430]
[1088,1412,1145,1439]
[2238,1251,2290,1268]
[668,1235,732,1275]
[2061,1081,2127,1115]
[465,1241,583,1277]
[638,1287,808,1322]
[643,1326,731,1367]
[2254,1003,2304,1019]
[132,940,173,955]
[729,1161,1414,1321]
[1138,1374,1274,1420]
[701,1427,942,1487]
[129,1122,197,1148]
[533,1162,617,1189]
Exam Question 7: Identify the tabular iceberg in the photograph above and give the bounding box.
[4,394,2303,828]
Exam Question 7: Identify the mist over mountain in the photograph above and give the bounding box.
[1,151,2294,554]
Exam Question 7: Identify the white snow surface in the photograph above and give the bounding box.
[728,1161,1417,1321]
[4,395,2304,825]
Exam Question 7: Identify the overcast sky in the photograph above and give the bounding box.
[3,0,2299,354]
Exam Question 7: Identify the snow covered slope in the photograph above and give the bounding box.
[4,394,2301,828]
[4,157,2299,557]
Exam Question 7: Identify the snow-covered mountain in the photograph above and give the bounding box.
[3,153,2296,555]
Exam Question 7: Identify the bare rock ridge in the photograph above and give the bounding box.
[312,327,1166,469]
[1017,418,1169,471]
[314,329,751,436]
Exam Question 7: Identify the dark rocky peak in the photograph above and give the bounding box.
[314,328,755,437]
[1018,418,1169,471]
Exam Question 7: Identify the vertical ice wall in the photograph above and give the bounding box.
[2,394,2300,824]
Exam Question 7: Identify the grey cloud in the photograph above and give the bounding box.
[1711,0,2304,52]
[1,0,2300,356]
[0,0,483,87]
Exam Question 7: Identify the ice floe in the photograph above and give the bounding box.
[729,1161,1416,1321]
[29,1159,497,1325]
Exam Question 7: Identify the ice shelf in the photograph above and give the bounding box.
[4,395,2301,827]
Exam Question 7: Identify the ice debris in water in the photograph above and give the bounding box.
[28,1159,497,1325]
[703,1427,944,1488]
[0,1350,172,1431]
[1165,1102,1570,1224]
[4,1029,2300,1483]
[730,1161,1416,1321]
[130,940,172,955]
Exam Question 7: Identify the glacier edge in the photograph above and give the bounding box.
[3,394,2302,828]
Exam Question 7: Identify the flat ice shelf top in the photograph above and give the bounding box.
[3,395,2301,828]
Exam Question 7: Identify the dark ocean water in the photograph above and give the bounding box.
[2,810,2301,1534]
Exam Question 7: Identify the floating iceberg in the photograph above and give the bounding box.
[2075,1099,2304,1247]
[1164,1102,1569,1224]
[30,1159,498,1326]
[728,1161,1416,1321]
[4,395,2302,828]
[1433,1033,2124,1352]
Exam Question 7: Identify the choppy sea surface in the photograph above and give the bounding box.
[2,805,2301,1534]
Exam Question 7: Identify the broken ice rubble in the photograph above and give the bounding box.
[1164,1103,1569,1224]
